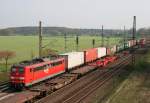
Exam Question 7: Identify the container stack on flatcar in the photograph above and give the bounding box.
[97,47,107,58]
[139,38,146,47]
[106,48,112,56]
[124,42,129,49]
[84,48,98,63]
[128,40,137,47]
[109,45,117,55]
[59,52,84,70]
[116,44,124,52]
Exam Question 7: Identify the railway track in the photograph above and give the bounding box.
[36,55,131,103]
[62,57,130,103]
[0,81,15,102]
[0,46,141,103]
[0,81,9,92]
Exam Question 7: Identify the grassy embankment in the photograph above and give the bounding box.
[102,48,150,103]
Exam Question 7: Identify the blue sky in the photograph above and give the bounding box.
[0,0,149,29]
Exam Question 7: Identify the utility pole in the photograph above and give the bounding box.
[92,39,95,48]
[64,33,67,52]
[133,16,136,40]
[39,21,42,58]
[132,16,136,65]
[76,35,79,51]
[124,26,126,49]
[101,25,104,47]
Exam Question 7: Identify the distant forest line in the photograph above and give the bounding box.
[0,26,149,36]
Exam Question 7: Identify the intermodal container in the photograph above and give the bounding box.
[97,47,107,58]
[59,52,84,70]
[110,45,117,55]
[106,48,111,55]
[84,48,98,63]
[117,44,124,52]
[124,42,129,49]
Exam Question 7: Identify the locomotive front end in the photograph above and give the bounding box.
[10,65,25,89]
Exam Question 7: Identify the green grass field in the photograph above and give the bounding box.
[0,36,122,68]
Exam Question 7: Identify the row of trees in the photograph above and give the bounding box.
[0,51,15,72]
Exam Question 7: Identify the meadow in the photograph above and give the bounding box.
[0,35,122,68]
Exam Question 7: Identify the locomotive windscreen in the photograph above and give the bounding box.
[18,67,24,73]
[11,66,24,74]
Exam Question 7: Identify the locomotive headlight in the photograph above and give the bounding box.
[11,68,16,72]
[10,76,15,79]
[19,77,24,80]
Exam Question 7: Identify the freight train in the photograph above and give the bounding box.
[10,39,144,89]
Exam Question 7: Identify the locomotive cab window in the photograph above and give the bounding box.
[51,61,62,67]
[18,67,24,74]
[11,67,17,72]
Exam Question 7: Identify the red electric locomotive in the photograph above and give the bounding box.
[10,57,65,89]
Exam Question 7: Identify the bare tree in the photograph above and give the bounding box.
[0,51,16,71]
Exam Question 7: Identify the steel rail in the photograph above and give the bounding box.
[62,56,131,103]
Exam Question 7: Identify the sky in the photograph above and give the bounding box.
[0,0,149,29]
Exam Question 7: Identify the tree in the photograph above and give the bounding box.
[0,51,16,71]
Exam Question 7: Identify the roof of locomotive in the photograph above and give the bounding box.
[12,55,63,67]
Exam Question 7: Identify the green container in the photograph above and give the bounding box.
[117,44,124,52]
[124,42,129,49]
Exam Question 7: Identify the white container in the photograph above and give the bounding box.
[97,47,107,58]
[133,40,136,46]
[128,41,131,47]
[110,45,117,54]
[59,52,84,70]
